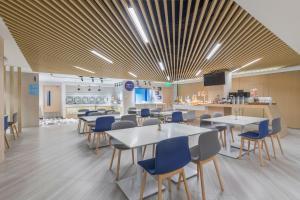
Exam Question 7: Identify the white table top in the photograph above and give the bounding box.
[157,111,188,116]
[77,110,106,115]
[203,115,267,126]
[80,114,121,122]
[106,123,212,148]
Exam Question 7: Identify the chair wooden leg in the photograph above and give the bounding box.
[116,150,122,180]
[131,149,135,164]
[4,133,10,149]
[263,139,270,161]
[223,130,226,148]
[142,145,147,159]
[270,135,276,159]
[219,132,224,148]
[167,178,172,192]
[247,140,251,159]
[95,134,100,154]
[158,176,163,200]
[239,138,244,159]
[213,157,224,192]
[230,127,235,143]
[140,171,147,200]
[177,173,182,190]
[109,148,116,170]
[253,141,257,154]
[258,140,264,166]
[181,170,192,200]
[199,163,206,200]
[13,124,19,137]
[10,126,17,140]
[276,134,284,155]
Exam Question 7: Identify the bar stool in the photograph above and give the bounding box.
[4,115,10,149]
[141,118,161,158]
[91,116,115,153]
[8,112,18,139]
[188,130,224,200]
[109,120,136,180]
[139,136,192,200]
[121,114,138,126]
[239,120,270,166]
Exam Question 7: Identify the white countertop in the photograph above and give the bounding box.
[203,115,267,126]
[106,123,212,148]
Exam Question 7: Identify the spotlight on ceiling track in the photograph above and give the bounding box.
[90,50,113,64]
[79,76,83,82]
[91,77,94,82]
[128,7,149,43]
[206,43,221,60]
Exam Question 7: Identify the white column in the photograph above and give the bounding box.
[61,83,66,118]
[122,81,135,115]
[0,36,5,162]
[223,71,232,97]
[17,67,22,133]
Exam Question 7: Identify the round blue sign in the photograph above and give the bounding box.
[124,81,135,91]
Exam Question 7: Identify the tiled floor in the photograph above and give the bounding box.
[0,124,299,200]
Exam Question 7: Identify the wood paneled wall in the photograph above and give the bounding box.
[177,71,300,128]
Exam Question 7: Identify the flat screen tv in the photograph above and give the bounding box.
[204,71,225,86]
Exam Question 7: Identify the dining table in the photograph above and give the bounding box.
[106,123,211,200]
[203,115,268,158]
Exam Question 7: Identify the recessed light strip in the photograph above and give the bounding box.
[159,62,165,71]
[232,58,262,73]
[128,7,149,43]
[195,69,202,76]
[73,66,95,74]
[91,50,113,64]
[128,71,137,78]
[206,43,221,60]
[167,75,170,81]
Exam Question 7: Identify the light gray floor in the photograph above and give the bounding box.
[0,124,300,200]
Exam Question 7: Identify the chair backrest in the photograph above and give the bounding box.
[172,111,183,123]
[212,112,223,118]
[271,118,281,134]
[85,111,97,116]
[4,115,8,130]
[155,136,191,174]
[78,109,89,113]
[88,112,104,116]
[200,114,212,127]
[258,120,269,138]
[94,116,115,132]
[97,108,106,112]
[196,130,221,161]
[184,110,196,121]
[141,108,150,117]
[112,120,136,130]
[13,113,18,123]
[105,110,115,115]
[142,118,161,126]
[121,114,138,126]
[127,107,137,114]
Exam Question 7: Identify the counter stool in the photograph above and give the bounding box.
[139,136,192,200]
[109,120,136,180]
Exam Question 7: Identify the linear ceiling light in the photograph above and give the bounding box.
[159,62,165,71]
[206,43,221,60]
[73,66,95,74]
[167,75,170,81]
[128,7,149,43]
[128,71,137,78]
[195,69,202,76]
[91,50,113,64]
[232,58,262,73]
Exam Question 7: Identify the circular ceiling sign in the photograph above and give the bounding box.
[124,81,135,91]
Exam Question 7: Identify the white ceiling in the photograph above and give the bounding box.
[0,17,31,72]
[235,0,300,54]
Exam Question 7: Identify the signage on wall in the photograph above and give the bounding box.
[124,81,134,91]
[164,82,172,87]
[29,84,39,96]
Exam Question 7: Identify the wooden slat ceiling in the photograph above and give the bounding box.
[0,0,300,81]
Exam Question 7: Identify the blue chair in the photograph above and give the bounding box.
[171,111,183,123]
[139,108,150,125]
[4,115,9,148]
[138,136,192,200]
[91,116,115,153]
[239,120,270,166]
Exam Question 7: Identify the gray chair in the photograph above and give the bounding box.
[266,118,283,159]
[128,107,137,114]
[121,114,138,126]
[188,130,224,200]
[200,114,214,128]
[150,108,162,117]
[8,112,18,139]
[212,112,235,146]
[109,120,136,180]
[142,118,161,158]
[105,110,116,115]
[183,110,196,124]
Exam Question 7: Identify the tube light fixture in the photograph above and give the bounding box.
[73,66,95,74]
[159,62,165,71]
[206,43,221,60]
[167,75,170,81]
[196,69,202,76]
[128,7,149,43]
[232,58,262,73]
[128,71,137,78]
[91,50,113,64]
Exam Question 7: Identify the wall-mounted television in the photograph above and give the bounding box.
[204,71,225,86]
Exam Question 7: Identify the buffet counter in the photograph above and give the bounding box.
[65,104,122,118]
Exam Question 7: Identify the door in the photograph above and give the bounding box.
[43,85,61,113]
